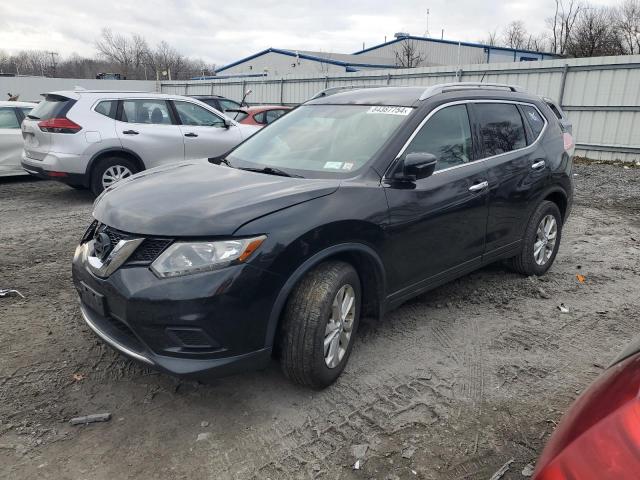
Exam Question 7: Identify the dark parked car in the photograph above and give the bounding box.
[533,337,640,479]
[72,83,574,388]
[191,95,244,117]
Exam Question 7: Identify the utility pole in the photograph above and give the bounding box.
[425,9,430,37]
[46,51,58,77]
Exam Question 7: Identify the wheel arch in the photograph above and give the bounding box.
[86,148,146,184]
[543,188,569,223]
[264,243,387,349]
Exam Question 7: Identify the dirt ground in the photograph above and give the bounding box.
[1,162,639,480]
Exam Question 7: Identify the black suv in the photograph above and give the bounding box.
[72,83,574,389]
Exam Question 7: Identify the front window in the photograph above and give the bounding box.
[174,101,225,127]
[227,104,413,178]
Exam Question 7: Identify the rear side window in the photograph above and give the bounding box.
[121,100,172,124]
[403,104,473,172]
[265,109,287,124]
[521,105,545,140]
[95,100,116,119]
[475,103,526,157]
[253,111,266,124]
[28,94,74,120]
[0,108,20,129]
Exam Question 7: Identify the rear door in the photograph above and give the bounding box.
[384,103,489,299]
[116,98,185,169]
[0,107,25,175]
[172,100,243,159]
[472,101,550,261]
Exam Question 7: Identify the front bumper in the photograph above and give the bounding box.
[72,252,284,378]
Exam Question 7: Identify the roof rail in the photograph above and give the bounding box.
[419,82,525,101]
[308,85,385,101]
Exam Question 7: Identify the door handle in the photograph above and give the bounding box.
[532,160,546,170]
[122,130,139,135]
[469,180,489,192]
[184,132,198,138]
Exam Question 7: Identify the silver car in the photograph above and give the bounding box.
[20,90,259,195]
[0,101,37,177]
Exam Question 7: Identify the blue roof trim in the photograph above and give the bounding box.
[190,73,268,80]
[216,48,397,73]
[353,35,560,57]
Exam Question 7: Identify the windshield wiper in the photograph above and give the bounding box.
[239,167,304,178]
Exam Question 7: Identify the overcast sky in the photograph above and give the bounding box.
[1,0,621,67]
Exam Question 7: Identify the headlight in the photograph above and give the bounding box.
[150,236,266,278]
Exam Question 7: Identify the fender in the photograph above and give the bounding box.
[85,148,147,183]
[263,242,387,348]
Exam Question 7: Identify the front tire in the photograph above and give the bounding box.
[508,200,562,276]
[90,156,138,196]
[280,261,361,389]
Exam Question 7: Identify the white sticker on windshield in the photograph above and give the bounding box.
[367,106,413,116]
[343,162,354,171]
[324,161,343,169]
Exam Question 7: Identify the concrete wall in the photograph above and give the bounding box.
[162,55,640,162]
[0,76,158,103]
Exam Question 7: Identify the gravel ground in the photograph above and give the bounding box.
[1,163,639,480]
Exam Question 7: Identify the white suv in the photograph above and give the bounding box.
[21,90,259,195]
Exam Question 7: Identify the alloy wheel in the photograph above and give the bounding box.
[102,165,133,189]
[533,214,558,266]
[324,284,356,368]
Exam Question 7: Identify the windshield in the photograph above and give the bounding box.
[227,104,413,177]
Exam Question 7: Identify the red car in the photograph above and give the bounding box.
[236,106,291,126]
[533,338,640,479]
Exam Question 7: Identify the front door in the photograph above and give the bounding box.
[0,107,25,175]
[383,103,489,301]
[116,99,185,169]
[172,100,243,159]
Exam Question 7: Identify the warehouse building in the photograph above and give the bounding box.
[212,33,561,78]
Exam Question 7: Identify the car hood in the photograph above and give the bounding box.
[93,160,339,236]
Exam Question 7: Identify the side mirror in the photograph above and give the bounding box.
[223,118,232,129]
[398,152,437,181]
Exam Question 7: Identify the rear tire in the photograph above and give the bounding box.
[90,156,138,196]
[508,200,562,276]
[280,261,361,389]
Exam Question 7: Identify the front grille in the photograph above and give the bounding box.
[128,239,172,263]
[87,223,172,265]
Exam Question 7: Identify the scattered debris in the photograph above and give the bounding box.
[353,459,361,470]
[489,458,514,480]
[72,373,86,382]
[200,421,209,428]
[311,464,321,472]
[352,443,368,460]
[576,274,586,284]
[537,287,551,299]
[196,432,211,442]
[0,288,25,299]
[402,445,417,459]
[558,304,570,313]
[522,462,535,477]
[69,413,111,425]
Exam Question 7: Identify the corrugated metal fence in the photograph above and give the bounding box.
[161,55,640,162]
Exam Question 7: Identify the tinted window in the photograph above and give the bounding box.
[253,111,266,124]
[218,99,241,111]
[174,101,225,127]
[28,94,73,120]
[95,100,116,119]
[403,105,472,171]
[121,100,172,124]
[265,109,287,124]
[521,105,545,140]
[0,108,20,129]
[475,103,526,157]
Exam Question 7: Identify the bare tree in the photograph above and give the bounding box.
[566,6,624,57]
[394,39,426,68]
[616,0,640,54]
[95,28,149,78]
[525,33,550,52]
[503,21,527,49]
[547,0,583,55]
[483,30,500,47]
